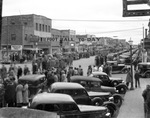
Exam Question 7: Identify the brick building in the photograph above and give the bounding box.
[1,14,52,58]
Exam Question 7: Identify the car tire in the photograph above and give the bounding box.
[145,73,150,78]
[92,98,103,106]
[106,105,115,117]
[113,95,123,107]
[118,87,127,94]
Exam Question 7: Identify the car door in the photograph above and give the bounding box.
[99,75,110,86]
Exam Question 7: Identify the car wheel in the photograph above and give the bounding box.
[123,69,128,74]
[114,96,123,107]
[112,81,118,86]
[106,105,115,117]
[146,73,150,78]
[92,98,103,106]
[118,87,127,94]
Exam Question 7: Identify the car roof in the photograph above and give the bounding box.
[138,62,150,65]
[51,82,85,90]
[32,93,76,104]
[91,71,107,76]
[19,74,45,82]
[70,76,101,82]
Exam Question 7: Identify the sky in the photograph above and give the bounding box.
[2,0,150,44]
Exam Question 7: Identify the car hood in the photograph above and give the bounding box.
[101,86,116,93]
[109,77,123,81]
[87,91,110,97]
[78,104,107,113]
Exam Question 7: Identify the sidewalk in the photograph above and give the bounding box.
[117,78,149,118]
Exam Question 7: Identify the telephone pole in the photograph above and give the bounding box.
[0,0,2,50]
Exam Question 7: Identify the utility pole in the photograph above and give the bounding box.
[0,0,3,50]
[0,0,3,60]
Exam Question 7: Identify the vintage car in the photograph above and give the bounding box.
[0,107,58,118]
[107,61,128,74]
[19,74,47,100]
[90,71,127,94]
[70,76,123,107]
[138,62,150,78]
[50,82,116,117]
[29,93,111,118]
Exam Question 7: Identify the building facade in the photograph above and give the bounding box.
[1,14,52,58]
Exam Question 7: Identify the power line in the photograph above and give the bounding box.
[78,27,142,34]
[52,19,149,22]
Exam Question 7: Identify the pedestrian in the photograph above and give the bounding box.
[4,78,16,107]
[92,65,98,72]
[134,69,140,88]
[22,82,29,106]
[98,65,103,72]
[16,81,23,107]
[87,65,92,76]
[23,65,30,75]
[78,65,83,75]
[61,70,67,82]
[125,68,132,90]
[142,85,150,118]
[0,64,7,82]
[17,66,23,79]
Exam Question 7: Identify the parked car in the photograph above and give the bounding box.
[29,93,111,118]
[50,82,116,117]
[138,62,150,78]
[0,107,58,118]
[107,61,128,74]
[90,71,127,94]
[19,74,47,101]
[70,76,123,107]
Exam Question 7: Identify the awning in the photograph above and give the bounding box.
[23,48,42,51]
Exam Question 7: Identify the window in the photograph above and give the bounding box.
[48,26,50,32]
[39,24,41,31]
[36,23,38,30]
[11,34,16,40]
[45,25,47,32]
[24,34,28,41]
[42,24,44,31]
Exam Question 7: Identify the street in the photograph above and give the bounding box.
[1,56,149,118]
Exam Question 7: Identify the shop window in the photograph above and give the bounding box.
[11,34,16,40]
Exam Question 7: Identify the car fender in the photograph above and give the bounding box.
[144,71,150,77]
[103,101,117,111]
[116,83,128,90]
[112,94,123,100]
[91,97,104,106]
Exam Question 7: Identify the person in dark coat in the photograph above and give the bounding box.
[23,65,30,75]
[1,64,7,82]
[4,78,16,107]
[32,63,38,74]
[17,66,22,79]
[142,85,150,118]
[134,70,140,88]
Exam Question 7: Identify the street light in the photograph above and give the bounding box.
[128,38,134,90]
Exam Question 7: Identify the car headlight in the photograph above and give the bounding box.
[105,112,111,118]
[109,96,114,102]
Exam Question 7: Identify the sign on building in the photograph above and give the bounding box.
[11,45,22,50]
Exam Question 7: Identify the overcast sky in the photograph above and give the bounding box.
[2,0,150,44]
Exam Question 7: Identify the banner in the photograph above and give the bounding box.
[11,45,22,51]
